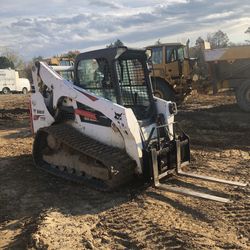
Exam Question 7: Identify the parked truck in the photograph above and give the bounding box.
[204,45,250,112]
[0,68,30,94]
[146,42,195,102]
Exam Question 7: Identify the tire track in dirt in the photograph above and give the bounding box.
[178,94,250,249]
[90,194,246,250]
[190,147,250,246]
[189,149,250,183]
[92,202,192,249]
[220,198,250,245]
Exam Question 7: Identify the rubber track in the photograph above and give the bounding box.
[36,123,136,190]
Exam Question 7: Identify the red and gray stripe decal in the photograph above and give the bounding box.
[75,109,97,121]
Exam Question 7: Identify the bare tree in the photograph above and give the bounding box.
[107,39,124,48]
[33,56,44,62]
[62,50,80,59]
[195,37,204,47]
[0,56,15,69]
[245,27,250,43]
[190,37,209,79]
[20,62,33,82]
[0,48,25,69]
[207,30,229,49]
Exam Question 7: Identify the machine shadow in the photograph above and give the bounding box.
[0,154,135,249]
[166,178,230,198]
[1,153,222,249]
[1,128,31,139]
[146,191,213,223]
[0,108,29,117]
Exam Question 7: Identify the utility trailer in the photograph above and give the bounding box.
[0,68,30,94]
[204,45,250,112]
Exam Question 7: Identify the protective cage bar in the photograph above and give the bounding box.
[115,58,154,120]
[145,121,188,151]
[152,140,248,203]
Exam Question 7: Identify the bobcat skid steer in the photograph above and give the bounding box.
[30,47,246,202]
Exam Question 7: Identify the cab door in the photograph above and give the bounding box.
[165,46,180,78]
[150,46,165,79]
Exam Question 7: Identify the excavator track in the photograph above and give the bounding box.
[33,123,136,191]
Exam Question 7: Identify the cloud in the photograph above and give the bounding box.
[88,0,123,9]
[0,0,249,60]
[199,11,234,21]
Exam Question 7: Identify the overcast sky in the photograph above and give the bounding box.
[0,0,249,60]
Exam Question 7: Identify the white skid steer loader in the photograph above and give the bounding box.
[30,47,247,202]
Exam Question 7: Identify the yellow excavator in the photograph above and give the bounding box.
[146,42,195,102]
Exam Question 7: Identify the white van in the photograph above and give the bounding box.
[0,68,30,94]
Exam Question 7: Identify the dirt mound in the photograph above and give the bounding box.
[31,210,98,249]
[0,94,30,128]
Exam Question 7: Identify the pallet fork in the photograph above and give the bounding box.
[149,124,247,203]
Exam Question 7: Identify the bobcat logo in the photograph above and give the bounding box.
[114,112,122,120]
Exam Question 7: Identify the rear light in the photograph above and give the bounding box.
[169,102,177,115]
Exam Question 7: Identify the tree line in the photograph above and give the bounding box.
[0,28,249,82]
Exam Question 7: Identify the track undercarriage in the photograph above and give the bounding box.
[33,123,136,190]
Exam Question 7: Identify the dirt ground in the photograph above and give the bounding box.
[0,92,249,250]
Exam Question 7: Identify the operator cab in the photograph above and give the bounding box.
[146,43,188,77]
[74,47,156,121]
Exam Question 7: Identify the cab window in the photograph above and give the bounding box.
[77,58,116,102]
[177,47,185,61]
[166,47,177,63]
[151,47,163,64]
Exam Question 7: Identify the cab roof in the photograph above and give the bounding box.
[146,43,185,48]
[75,46,147,64]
